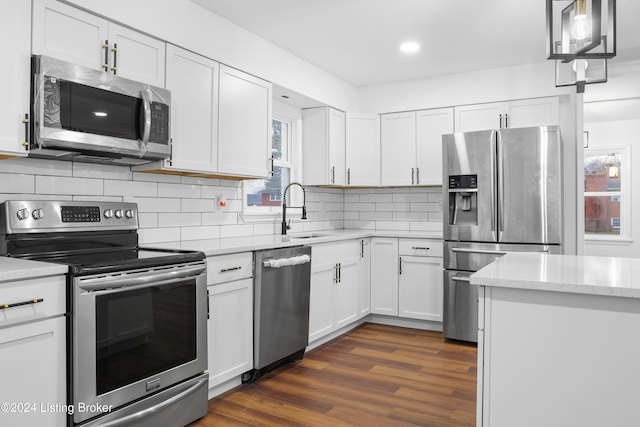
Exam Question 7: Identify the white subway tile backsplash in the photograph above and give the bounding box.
[124,196,180,212]
[138,227,181,244]
[158,183,201,198]
[180,176,221,186]
[1,158,72,176]
[428,191,444,203]
[392,193,427,203]
[376,220,410,231]
[376,202,410,212]
[345,202,374,212]
[202,212,239,226]
[36,175,102,195]
[138,213,158,228]
[73,163,132,180]
[133,172,181,184]
[361,211,393,221]
[181,226,221,241]
[158,212,201,227]
[393,212,427,222]
[73,195,122,202]
[253,222,278,236]
[0,193,72,202]
[220,224,254,238]
[0,173,35,194]
[105,180,156,197]
[182,199,216,213]
[344,194,359,203]
[360,193,393,203]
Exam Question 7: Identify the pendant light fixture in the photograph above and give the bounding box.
[546,0,616,92]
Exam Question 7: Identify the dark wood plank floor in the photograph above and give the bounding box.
[191,323,477,426]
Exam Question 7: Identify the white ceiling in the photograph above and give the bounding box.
[191,0,640,88]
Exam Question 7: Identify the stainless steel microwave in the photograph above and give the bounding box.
[29,55,171,165]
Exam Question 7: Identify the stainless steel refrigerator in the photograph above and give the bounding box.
[442,125,563,342]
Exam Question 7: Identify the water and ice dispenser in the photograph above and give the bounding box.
[448,174,478,225]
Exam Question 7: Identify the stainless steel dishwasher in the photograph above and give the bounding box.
[246,245,312,382]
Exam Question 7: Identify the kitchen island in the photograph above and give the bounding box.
[471,253,640,427]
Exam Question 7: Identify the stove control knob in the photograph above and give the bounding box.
[104,209,114,219]
[16,208,29,220]
[32,208,44,220]
[115,209,124,219]
[125,209,134,219]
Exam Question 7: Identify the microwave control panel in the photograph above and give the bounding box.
[149,102,169,145]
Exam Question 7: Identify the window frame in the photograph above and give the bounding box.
[242,113,296,217]
[583,146,631,242]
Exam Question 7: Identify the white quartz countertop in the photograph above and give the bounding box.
[0,257,68,283]
[471,253,640,299]
[144,229,443,257]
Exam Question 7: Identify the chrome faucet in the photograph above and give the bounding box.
[281,182,307,235]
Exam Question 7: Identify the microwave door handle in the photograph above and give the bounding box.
[139,90,152,143]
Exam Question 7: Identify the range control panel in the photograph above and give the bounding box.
[2,201,138,233]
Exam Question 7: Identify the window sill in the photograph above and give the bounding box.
[584,236,633,245]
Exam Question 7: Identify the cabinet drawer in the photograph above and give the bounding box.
[399,239,443,257]
[207,252,253,285]
[0,275,66,327]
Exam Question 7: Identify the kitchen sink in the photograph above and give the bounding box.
[286,232,329,239]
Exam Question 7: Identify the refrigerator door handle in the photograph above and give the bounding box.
[452,276,471,283]
[490,130,497,237]
[497,131,505,239]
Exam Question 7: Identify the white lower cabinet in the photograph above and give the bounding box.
[371,238,443,322]
[0,274,66,427]
[206,253,253,388]
[308,240,361,343]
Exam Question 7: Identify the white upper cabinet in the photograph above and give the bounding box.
[217,65,272,178]
[380,111,416,186]
[346,113,380,187]
[107,23,166,87]
[0,0,31,158]
[302,107,346,186]
[164,45,219,173]
[416,107,454,186]
[381,108,453,186]
[454,97,559,132]
[32,0,165,87]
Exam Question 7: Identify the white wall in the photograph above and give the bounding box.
[63,0,358,112]
[584,118,640,257]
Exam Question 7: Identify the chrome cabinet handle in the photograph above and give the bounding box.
[331,166,336,184]
[411,168,415,185]
[102,40,109,71]
[220,266,242,273]
[338,263,341,283]
[416,167,420,185]
[399,257,403,275]
[360,240,364,258]
[499,114,503,129]
[269,157,275,176]
[412,246,429,251]
[0,298,44,310]
[347,168,351,185]
[22,114,29,148]
[505,113,509,128]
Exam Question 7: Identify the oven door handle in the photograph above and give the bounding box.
[78,264,206,291]
[96,375,209,427]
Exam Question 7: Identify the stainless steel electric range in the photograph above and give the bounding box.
[0,200,208,427]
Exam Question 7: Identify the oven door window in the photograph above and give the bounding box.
[94,280,196,395]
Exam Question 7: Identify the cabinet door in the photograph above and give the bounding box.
[217,65,272,178]
[334,253,359,329]
[207,278,253,387]
[358,239,371,319]
[328,108,346,186]
[416,107,454,186]
[308,263,335,342]
[32,0,108,71]
[346,114,380,186]
[0,0,30,158]
[0,317,66,427]
[370,238,399,315]
[108,23,165,87]
[165,45,219,173]
[399,256,443,321]
[505,97,559,129]
[454,102,503,132]
[381,112,416,186]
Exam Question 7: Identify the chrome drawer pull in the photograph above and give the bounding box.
[220,266,242,273]
[1,298,44,310]
[411,246,429,250]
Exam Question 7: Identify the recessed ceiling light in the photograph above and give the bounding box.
[399,41,420,54]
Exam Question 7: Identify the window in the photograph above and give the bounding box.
[244,117,293,214]
[584,148,629,240]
